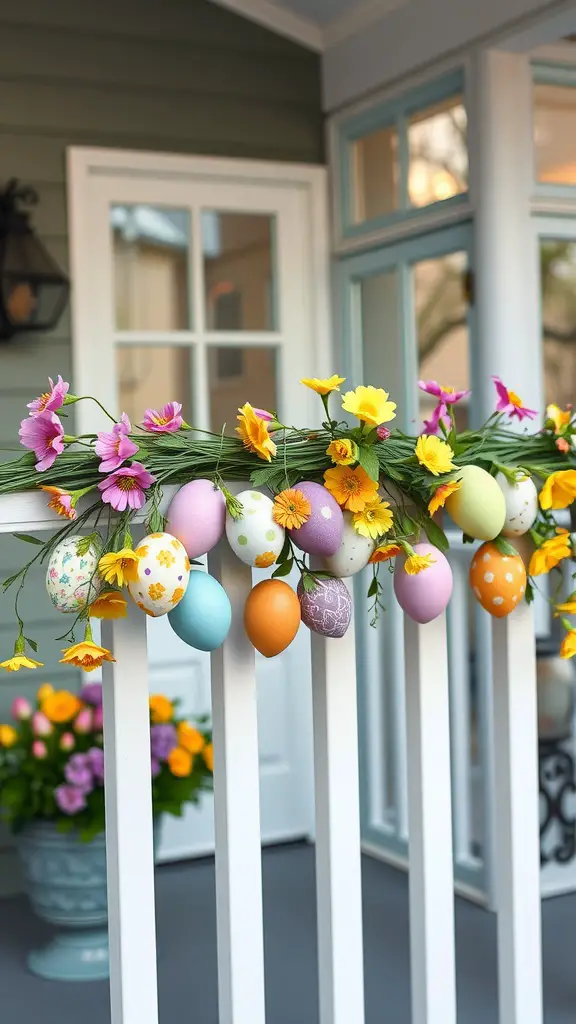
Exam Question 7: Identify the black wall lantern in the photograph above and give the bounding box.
[0,179,69,340]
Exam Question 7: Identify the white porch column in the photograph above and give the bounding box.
[472,49,542,421]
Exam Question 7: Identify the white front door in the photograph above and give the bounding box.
[67,148,331,859]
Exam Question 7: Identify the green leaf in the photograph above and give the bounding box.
[525,579,535,605]
[422,517,449,553]
[356,445,380,482]
[272,558,293,579]
[250,466,277,488]
[301,572,317,594]
[13,533,44,546]
[23,637,38,653]
[493,535,520,557]
[398,514,419,537]
[367,577,379,598]
[76,532,101,557]
[462,533,475,544]
[277,532,291,565]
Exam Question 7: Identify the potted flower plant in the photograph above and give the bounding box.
[0,681,212,981]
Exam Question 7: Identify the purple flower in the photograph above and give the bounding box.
[87,747,105,785]
[418,380,470,405]
[98,461,157,512]
[150,724,177,761]
[80,682,103,707]
[151,758,161,778]
[64,753,93,792]
[95,413,139,473]
[142,402,183,434]
[74,707,93,735]
[19,411,65,472]
[27,375,69,416]
[93,705,103,731]
[422,402,451,436]
[55,784,87,815]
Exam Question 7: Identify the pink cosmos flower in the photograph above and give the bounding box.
[27,375,69,416]
[32,740,48,760]
[11,696,32,721]
[418,380,470,405]
[492,376,537,421]
[32,711,53,737]
[95,412,139,473]
[142,402,183,433]
[376,425,391,441]
[98,461,156,512]
[60,732,76,752]
[19,411,65,472]
[73,707,93,735]
[422,402,451,436]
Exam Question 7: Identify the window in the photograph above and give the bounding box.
[539,237,576,409]
[338,70,467,237]
[533,67,576,186]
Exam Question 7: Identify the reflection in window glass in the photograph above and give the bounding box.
[350,125,399,223]
[534,83,576,184]
[540,239,576,409]
[208,346,277,434]
[116,346,192,426]
[359,270,404,424]
[408,97,468,208]
[203,212,275,331]
[111,206,189,330]
[413,251,470,430]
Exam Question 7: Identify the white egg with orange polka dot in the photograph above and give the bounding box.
[469,541,526,618]
[127,532,190,617]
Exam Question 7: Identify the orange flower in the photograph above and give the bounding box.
[369,543,402,564]
[236,403,277,462]
[428,480,461,516]
[60,641,115,673]
[98,549,140,587]
[89,591,127,619]
[273,488,312,529]
[41,486,76,520]
[254,551,277,568]
[203,743,214,772]
[167,746,193,777]
[149,694,173,724]
[323,465,378,512]
[556,437,570,453]
[177,721,205,755]
[42,690,82,723]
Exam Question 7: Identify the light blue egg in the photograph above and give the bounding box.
[168,570,232,652]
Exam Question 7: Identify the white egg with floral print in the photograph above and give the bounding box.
[46,537,104,613]
[127,532,190,617]
[225,490,285,568]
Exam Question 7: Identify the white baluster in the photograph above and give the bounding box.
[404,612,456,1024]
[207,543,266,1024]
[101,605,159,1024]
[311,599,365,1024]
[491,603,543,1024]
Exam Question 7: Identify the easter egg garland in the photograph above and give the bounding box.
[1,371,576,670]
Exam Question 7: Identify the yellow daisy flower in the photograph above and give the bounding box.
[236,403,277,462]
[415,435,456,476]
[300,374,345,395]
[405,553,436,575]
[323,465,379,512]
[273,488,312,529]
[341,385,396,427]
[326,438,358,466]
[546,403,572,434]
[352,498,393,539]
[98,548,140,587]
[539,470,576,511]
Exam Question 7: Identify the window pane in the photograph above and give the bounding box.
[534,82,576,185]
[208,346,277,433]
[350,125,399,223]
[408,97,468,208]
[359,270,404,421]
[414,251,469,430]
[116,346,192,426]
[540,239,576,409]
[111,205,189,330]
[203,212,276,331]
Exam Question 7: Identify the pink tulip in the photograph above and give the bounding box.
[32,711,53,737]
[32,740,48,760]
[74,707,93,734]
[93,705,104,731]
[11,697,32,721]
[60,732,76,752]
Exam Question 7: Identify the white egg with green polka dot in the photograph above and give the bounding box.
[225,490,285,568]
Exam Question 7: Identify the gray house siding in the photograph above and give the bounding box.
[0,2,322,741]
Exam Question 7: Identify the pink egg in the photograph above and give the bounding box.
[166,480,226,559]
[288,481,344,557]
[393,542,453,624]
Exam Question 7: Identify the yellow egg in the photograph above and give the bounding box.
[446,465,506,540]
[469,542,526,618]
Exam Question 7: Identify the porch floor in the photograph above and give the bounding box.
[1,842,574,1023]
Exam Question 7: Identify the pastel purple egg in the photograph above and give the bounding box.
[166,480,226,559]
[297,577,352,638]
[289,482,344,557]
[393,542,453,624]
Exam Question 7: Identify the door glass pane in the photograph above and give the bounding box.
[358,270,404,422]
[116,346,192,426]
[540,238,576,408]
[208,346,277,433]
[202,212,276,331]
[350,125,400,223]
[408,96,468,207]
[111,205,190,330]
[534,83,576,185]
[413,251,470,430]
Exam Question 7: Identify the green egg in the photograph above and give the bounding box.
[445,465,506,541]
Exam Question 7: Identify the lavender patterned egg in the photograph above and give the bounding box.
[297,576,352,638]
[289,482,344,557]
[127,532,190,617]
[46,537,103,613]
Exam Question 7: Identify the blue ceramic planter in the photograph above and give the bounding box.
[16,820,160,982]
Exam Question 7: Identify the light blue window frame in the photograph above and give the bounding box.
[338,68,467,240]
[533,62,576,200]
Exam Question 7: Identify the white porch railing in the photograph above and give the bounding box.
[0,489,544,1024]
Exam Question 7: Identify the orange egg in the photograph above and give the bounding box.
[469,542,526,618]
[244,579,301,658]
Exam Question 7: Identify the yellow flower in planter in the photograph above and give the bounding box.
[203,743,214,772]
[0,724,17,747]
[150,694,173,724]
[177,722,205,755]
[168,746,193,777]
[37,683,54,701]
[341,385,396,427]
[42,691,82,724]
